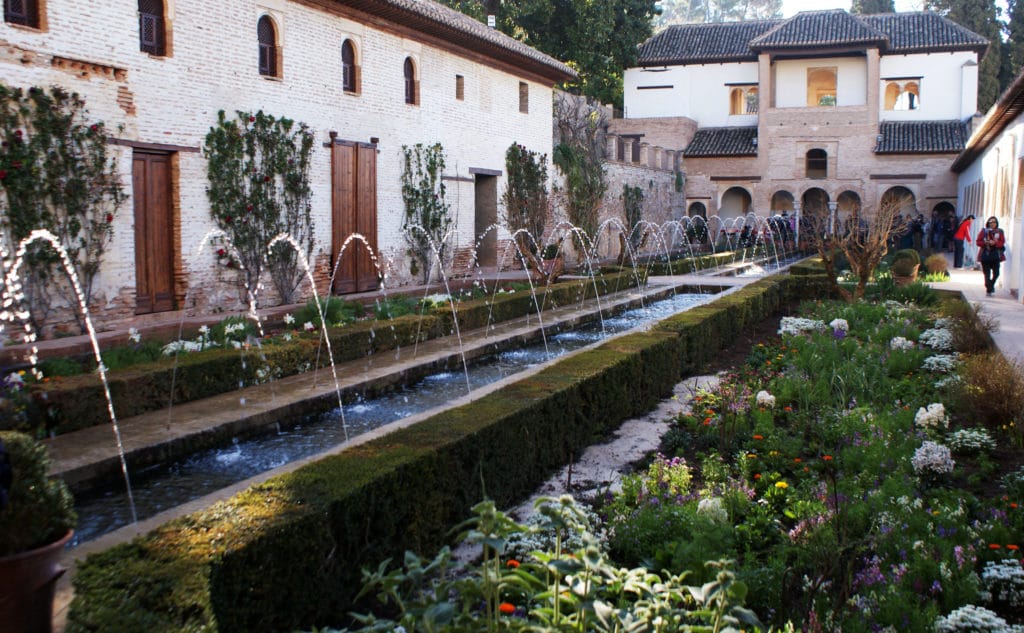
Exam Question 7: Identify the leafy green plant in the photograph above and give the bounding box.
[0,431,76,555]
[0,84,125,334]
[373,295,421,320]
[99,340,165,371]
[401,143,452,283]
[503,143,549,255]
[621,184,645,250]
[204,109,315,305]
[553,93,607,248]
[891,280,939,306]
[293,296,363,328]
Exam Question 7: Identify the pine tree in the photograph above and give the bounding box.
[927,0,1003,111]
[851,0,895,14]
[1005,0,1024,87]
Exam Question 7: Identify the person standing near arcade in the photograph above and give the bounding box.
[976,216,1006,296]
[953,214,975,268]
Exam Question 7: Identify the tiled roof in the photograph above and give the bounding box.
[638,20,778,65]
[331,0,576,82]
[683,127,758,157]
[637,9,986,66]
[860,12,988,54]
[874,120,969,154]
[953,67,1024,173]
[750,10,887,51]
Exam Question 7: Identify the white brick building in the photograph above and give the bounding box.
[0,0,573,331]
[620,9,987,230]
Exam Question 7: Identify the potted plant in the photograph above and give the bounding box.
[0,431,77,633]
[890,248,921,287]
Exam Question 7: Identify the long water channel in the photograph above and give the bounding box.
[72,291,714,547]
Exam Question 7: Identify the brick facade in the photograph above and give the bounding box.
[0,0,567,334]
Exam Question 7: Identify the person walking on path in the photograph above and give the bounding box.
[953,214,975,268]
[976,216,1006,296]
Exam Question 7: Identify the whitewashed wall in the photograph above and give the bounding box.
[0,0,557,323]
[773,56,868,109]
[623,62,759,126]
[879,51,978,121]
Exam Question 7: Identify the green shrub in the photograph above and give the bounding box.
[38,355,85,377]
[0,431,76,555]
[100,340,165,372]
[892,281,938,306]
[293,296,364,327]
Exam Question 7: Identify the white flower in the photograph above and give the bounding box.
[829,318,849,332]
[696,497,729,524]
[923,354,958,373]
[755,390,776,408]
[935,604,1024,632]
[911,440,955,477]
[422,293,452,307]
[947,428,997,454]
[128,327,141,344]
[162,340,203,355]
[919,327,954,351]
[303,321,315,332]
[198,325,210,335]
[283,313,295,325]
[981,559,1024,609]
[778,317,826,336]
[889,336,914,351]
[914,403,949,431]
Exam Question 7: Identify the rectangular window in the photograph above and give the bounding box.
[519,82,528,113]
[456,75,464,101]
[5,0,40,27]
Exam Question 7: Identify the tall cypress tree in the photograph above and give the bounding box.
[1005,0,1024,88]
[851,0,895,14]
[927,0,1003,111]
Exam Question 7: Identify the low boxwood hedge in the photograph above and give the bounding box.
[37,270,642,435]
[67,272,815,633]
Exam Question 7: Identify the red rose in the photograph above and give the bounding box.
[225,216,233,223]
[217,248,226,256]
[105,213,114,223]
[14,130,22,138]
[90,124,98,132]
[0,170,6,179]
[263,175,270,182]
[249,116,256,122]
[246,204,253,212]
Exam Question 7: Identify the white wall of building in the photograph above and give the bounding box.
[879,51,978,121]
[624,62,759,126]
[773,56,867,108]
[0,0,557,320]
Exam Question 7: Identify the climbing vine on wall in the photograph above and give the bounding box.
[400,142,452,284]
[503,143,549,255]
[204,110,314,305]
[621,184,645,250]
[0,83,124,335]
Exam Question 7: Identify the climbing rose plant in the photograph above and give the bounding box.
[204,109,315,305]
[0,83,124,335]
[400,142,452,283]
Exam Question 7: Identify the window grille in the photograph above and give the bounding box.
[139,0,165,55]
[5,0,39,27]
[258,16,277,77]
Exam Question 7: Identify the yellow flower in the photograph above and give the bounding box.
[775,481,789,489]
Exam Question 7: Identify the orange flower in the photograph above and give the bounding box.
[703,418,713,426]
[1011,502,1019,509]
[1008,544,1020,551]
[506,559,520,568]
[793,458,802,463]
[499,602,516,615]
[822,455,833,461]
[783,406,793,412]
[754,473,761,480]
[989,543,1003,550]
[753,434,764,440]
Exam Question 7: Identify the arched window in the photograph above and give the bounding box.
[139,0,166,56]
[807,67,837,107]
[884,80,921,111]
[729,85,758,115]
[258,15,278,77]
[404,57,418,105]
[4,0,41,28]
[342,39,358,93]
[806,149,827,179]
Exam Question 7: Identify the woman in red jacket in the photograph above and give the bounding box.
[976,216,1006,296]
[953,214,975,268]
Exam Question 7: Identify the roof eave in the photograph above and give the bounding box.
[952,70,1024,173]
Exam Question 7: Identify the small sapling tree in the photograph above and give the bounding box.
[400,142,452,284]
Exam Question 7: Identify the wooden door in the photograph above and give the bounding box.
[331,140,378,293]
[132,151,175,313]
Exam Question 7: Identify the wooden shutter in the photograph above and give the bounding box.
[331,140,378,294]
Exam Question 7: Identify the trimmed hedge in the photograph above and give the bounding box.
[67,272,817,633]
[37,270,642,435]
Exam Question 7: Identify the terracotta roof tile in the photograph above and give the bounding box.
[334,0,576,81]
[874,120,969,154]
[750,10,887,51]
[683,126,758,157]
[637,9,986,66]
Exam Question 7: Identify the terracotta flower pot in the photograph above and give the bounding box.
[0,529,73,633]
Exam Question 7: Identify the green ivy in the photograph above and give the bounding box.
[621,184,644,250]
[204,110,314,305]
[0,83,124,334]
[400,143,452,283]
